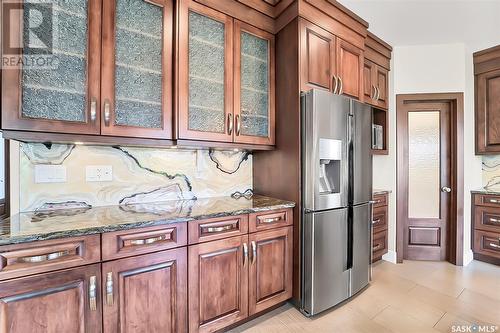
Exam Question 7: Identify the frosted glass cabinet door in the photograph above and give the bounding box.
[234,21,275,145]
[100,0,173,139]
[177,1,233,142]
[1,0,102,134]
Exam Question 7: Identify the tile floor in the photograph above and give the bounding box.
[229,260,500,333]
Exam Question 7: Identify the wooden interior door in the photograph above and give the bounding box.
[177,0,234,142]
[363,60,376,105]
[248,227,292,315]
[299,19,336,92]
[102,248,187,333]
[0,264,102,333]
[233,20,275,145]
[476,68,500,153]
[100,0,173,139]
[1,0,102,135]
[188,235,248,333]
[336,38,363,100]
[375,66,389,109]
[399,101,452,261]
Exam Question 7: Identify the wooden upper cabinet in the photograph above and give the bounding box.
[102,248,187,333]
[1,0,102,134]
[364,60,389,109]
[248,226,292,315]
[100,0,174,139]
[234,21,275,145]
[188,235,249,333]
[474,45,500,154]
[375,66,389,109]
[0,264,102,333]
[363,60,376,103]
[177,0,234,143]
[336,38,363,100]
[299,19,336,92]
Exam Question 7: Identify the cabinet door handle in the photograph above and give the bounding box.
[236,115,241,136]
[18,250,70,263]
[243,242,248,267]
[89,276,97,311]
[332,75,339,94]
[106,272,113,306]
[206,224,234,233]
[104,99,111,126]
[228,113,233,135]
[372,219,380,225]
[375,87,380,101]
[338,77,343,95]
[251,241,257,265]
[371,85,376,99]
[90,98,97,122]
[129,235,166,246]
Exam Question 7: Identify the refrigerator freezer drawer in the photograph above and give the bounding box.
[302,208,349,316]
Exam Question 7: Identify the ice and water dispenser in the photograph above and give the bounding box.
[317,138,343,208]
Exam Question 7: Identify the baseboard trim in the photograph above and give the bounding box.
[382,250,397,263]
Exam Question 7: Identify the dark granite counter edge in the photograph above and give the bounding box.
[373,189,392,195]
[0,202,296,246]
[471,189,500,195]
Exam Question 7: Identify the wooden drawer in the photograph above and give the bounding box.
[372,230,387,263]
[474,205,500,233]
[372,206,387,233]
[474,230,500,259]
[102,223,187,261]
[0,235,101,281]
[249,209,293,232]
[188,215,248,244]
[474,194,500,208]
[373,193,388,208]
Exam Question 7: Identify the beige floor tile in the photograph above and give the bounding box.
[372,306,441,333]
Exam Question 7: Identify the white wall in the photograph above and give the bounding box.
[376,43,483,265]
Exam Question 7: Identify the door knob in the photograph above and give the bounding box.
[441,186,452,193]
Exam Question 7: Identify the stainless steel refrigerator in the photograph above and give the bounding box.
[301,89,372,316]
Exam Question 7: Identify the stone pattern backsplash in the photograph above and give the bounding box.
[19,143,252,212]
[482,155,500,189]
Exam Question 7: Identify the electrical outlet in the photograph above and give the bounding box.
[34,165,67,183]
[86,165,113,182]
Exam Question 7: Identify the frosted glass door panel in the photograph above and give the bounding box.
[239,32,269,137]
[408,111,440,218]
[114,0,163,128]
[188,11,225,133]
[21,0,88,122]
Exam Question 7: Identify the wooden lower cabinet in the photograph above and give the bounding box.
[0,264,102,333]
[249,226,292,315]
[102,248,187,333]
[472,193,500,265]
[188,235,249,333]
[372,192,389,263]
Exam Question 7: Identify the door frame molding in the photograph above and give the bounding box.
[396,93,464,265]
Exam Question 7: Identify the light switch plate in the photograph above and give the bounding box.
[34,165,67,183]
[86,165,113,182]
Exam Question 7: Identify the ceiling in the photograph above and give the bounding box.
[338,0,500,49]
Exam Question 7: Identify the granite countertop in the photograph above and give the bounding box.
[471,188,500,195]
[373,189,392,195]
[0,195,295,246]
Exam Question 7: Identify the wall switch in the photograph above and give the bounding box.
[34,165,67,183]
[86,165,113,182]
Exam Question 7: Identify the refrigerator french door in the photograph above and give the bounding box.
[301,89,372,316]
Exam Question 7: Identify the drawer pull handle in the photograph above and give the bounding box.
[489,218,499,223]
[106,272,114,306]
[129,235,166,246]
[262,217,281,224]
[19,250,70,263]
[488,199,499,203]
[372,244,382,251]
[206,225,234,233]
[243,243,248,267]
[372,219,381,225]
[89,276,97,311]
[251,241,257,265]
[489,243,500,249]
